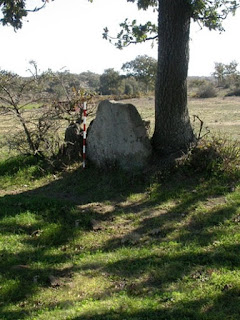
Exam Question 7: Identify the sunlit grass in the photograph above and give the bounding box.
[0,156,239,319]
[0,96,240,319]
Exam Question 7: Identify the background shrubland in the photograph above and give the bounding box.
[0,57,240,162]
[0,57,240,320]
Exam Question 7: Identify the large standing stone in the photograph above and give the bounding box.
[87,100,152,170]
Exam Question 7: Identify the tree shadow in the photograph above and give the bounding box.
[0,163,239,319]
[0,155,34,175]
[69,287,240,319]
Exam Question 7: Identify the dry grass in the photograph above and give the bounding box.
[120,95,240,140]
[0,95,239,161]
[188,96,240,140]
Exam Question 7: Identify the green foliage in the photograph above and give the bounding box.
[78,71,100,90]
[0,154,50,190]
[104,0,240,48]
[0,0,27,29]
[122,55,157,92]
[226,88,240,96]
[103,19,158,49]
[190,0,240,31]
[0,155,41,177]
[0,0,50,30]
[99,68,123,95]
[183,136,240,181]
[0,0,99,30]
[213,61,240,88]
[213,62,226,87]
[123,76,140,95]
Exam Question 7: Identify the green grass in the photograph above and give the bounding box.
[0,151,240,319]
[0,155,53,193]
[0,96,240,319]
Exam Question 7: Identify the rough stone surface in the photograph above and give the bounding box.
[57,122,83,164]
[87,100,152,170]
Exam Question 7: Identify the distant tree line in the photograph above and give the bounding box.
[0,55,157,160]
[45,55,158,97]
[188,60,240,98]
[213,61,240,89]
[0,55,157,100]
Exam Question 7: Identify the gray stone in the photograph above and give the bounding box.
[87,100,152,170]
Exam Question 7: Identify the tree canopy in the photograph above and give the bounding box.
[122,55,157,92]
[1,0,239,39]
[102,0,240,155]
[103,0,240,48]
[0,0,52,29]
[99,68,122,95]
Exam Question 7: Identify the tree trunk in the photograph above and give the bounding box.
[152,0,195,154]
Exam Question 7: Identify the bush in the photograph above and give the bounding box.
[182,136,240,181]
[195,83,217,98]
[225,88,240,97]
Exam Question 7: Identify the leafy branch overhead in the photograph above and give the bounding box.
[0,0,50,30]
[191,0,240,31]
[1,0,239,34]
[103,20,158,49]
[103,0,240,48]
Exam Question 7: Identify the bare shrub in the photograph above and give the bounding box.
[195,83,217,98]
[0,64,97,163]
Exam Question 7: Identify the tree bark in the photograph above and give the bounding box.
[152,0,195,154]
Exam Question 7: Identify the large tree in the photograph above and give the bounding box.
[1,0,239,154]
[104,0,240,154]
[99,68,123,95]
[122,55,157,93]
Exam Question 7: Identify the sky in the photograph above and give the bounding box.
[0,0,240,77]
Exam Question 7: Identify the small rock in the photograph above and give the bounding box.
[91,219,103,231]
[121,232,141,245]
[48,275,61,287]
[149,228,161,236]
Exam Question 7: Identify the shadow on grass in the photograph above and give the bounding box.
[70,287,240,319]
[0,161,239,319]
[0,155,44,177]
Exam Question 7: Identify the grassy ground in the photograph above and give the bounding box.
[121,96,240,140]
[0,96,240,320]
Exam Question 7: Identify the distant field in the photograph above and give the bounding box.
[121,96,240,140]
[0,96,239,161]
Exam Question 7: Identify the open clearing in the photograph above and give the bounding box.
[0,96,240,320]
[120,96,240,140]
[1,96,240,160]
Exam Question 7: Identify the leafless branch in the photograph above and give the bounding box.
[193,114,211,141]
[26,1,48,13]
